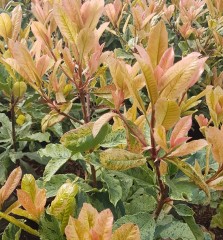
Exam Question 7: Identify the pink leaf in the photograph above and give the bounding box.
[170,116,192,148]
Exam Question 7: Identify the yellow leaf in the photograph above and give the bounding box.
[49,182,78,232]
[154,125,168,152]
[8,41,42,87]
[76,28,96,63]
[11,5,22,41]
[155,98,180,130]
[100,148,146,170]
[134,46,158,105]
[12,208,37,222]
[112,223,140,240]
[206,126,223,164]
[53,3,77,42]
[147,21,168,68]
[0,13,12,41]
[65,217,89,240]
[160,53,206,100]
[181,86,212,113]
[31,21,52,49]
[21,174,37,202]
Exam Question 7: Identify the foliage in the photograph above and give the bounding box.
[0,0,223,239]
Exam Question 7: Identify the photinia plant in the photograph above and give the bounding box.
[1,0,223,239]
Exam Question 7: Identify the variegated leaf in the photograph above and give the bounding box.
[100,149,146,170]
[166,158,210,199]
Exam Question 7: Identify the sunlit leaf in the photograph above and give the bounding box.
[53,3,77,42]
[135,46,158,105]
[147,21,168,69]
[11,5,22,41]
[154,125,168,151]
[49,182,78,233]
[112,223,140,240]
[155,98,180,130]
[0,13,12,41]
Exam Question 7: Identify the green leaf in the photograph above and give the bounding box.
[102,171,122,207]
[37,174,92,198]
[183,216,204,240]
[159,221,196,240]
[39,144,73,181]
[173,204,204,239]
[124,193,156,215]
[166,158,210,200]
[61,122,109,153]
[174,204,194,217]
[211,202,223,229]
[2,223,21,240]
[114,212,155,240]
[100,129,126,148]
[39,144,71,159]
[164,177,198,201]
[115,48,135,60]
[43,158,69,182]
[19,132,50,142]
[39,213,65,240]
[0,113,12,143]
[100,149,147,170]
